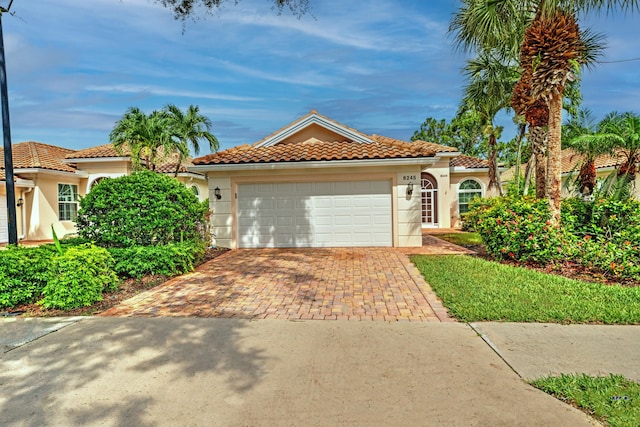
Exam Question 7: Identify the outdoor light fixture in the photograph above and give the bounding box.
[16,197,22,207]
[214,187,222,200]
[1,0,17,245]
[407,181,414,197]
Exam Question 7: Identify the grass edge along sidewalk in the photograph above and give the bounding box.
[410,255,640,324]
[530,374,640,427]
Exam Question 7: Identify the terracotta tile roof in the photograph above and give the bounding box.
[373,135,459,154]
[560,148,625,173]
[450,155,490,169]
[66,144,129,159]
[69,143,200,175]
[193,137,440,165]
[502,148,628,181]
[1,141,77,176]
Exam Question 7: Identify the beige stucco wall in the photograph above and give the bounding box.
[206,164,425,249]
[422,159,454,229]
[74,160,131,193]
[17,173,87,241]
[176,176,209,202]
[449,171,489,228]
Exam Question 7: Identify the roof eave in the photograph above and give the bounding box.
[190,156,438,172]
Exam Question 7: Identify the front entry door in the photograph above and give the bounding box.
[421,173,438,227]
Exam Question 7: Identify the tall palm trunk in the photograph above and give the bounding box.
[487,133,500,195]
[529,125,548,199]
[547,92,563,225]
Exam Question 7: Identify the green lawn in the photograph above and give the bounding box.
[431,232,483,247]
[411,255,640,324]
[530,374,640,427]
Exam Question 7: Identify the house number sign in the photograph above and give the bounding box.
[398,173,417,184]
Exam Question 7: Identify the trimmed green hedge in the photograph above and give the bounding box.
[108,241,206,279]
[39,244,120,310]
[76,170,209,247]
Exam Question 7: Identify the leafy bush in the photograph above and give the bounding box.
[565,197,640,280]
[464,196,576,262]
[76,170,209,247]
[0,246,55,308]
[108,240,206,278]
[38,244,120,310]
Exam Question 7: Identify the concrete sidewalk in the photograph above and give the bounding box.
[472,322,640,382]
[0,318,598,426]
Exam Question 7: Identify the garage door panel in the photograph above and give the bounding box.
[237,180,392,248]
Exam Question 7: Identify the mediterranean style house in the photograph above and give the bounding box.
[0,142,208,243]
[191,110,494,249]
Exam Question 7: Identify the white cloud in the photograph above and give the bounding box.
[85,84,262,102]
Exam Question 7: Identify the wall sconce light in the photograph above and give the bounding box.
[407,182,414,197]
[214,187,222,200]
[16,198,24,207]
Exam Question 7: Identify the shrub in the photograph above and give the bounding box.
[108,240,206,278]
[465,196,576,262]
[76,170,209,247]
[0,246,57,308]
[38,244,120,310]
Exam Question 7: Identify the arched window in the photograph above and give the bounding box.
[458,179,482,214]
[190,185,200,198]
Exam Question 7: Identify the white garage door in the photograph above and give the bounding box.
[238,180,392,248]
[0,195,8,244]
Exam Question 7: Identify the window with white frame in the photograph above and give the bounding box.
[458,179,482,215]
[58,184,79,221]
[190,185,200,199]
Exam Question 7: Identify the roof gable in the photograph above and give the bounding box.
[254,110,373,147]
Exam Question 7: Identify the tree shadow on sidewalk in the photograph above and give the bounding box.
[0,317,268,426]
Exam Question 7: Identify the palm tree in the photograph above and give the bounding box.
[567,130,615,199]
[461,51,519,195]
[163,104,219,177]
[110,107,172,171]
[598,112,640,181]
[450,0,626,224]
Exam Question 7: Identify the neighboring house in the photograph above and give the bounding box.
[0,142,208,244]
[501,148,640,198]
[191,110,494,249]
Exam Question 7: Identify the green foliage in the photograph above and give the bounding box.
[531,374,640,427]
[463,196,575,262]
[38,245,119,310]
[108,241,206,279]
[467,195,640,281]
[412,110,489,158]
[76,170,209,247]
[567,197,640,280]
[411,255,640,324]
[0,246,55,308]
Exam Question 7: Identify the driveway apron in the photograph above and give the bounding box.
[101,248,452,321]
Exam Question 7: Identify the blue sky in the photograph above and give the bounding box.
[4,0,640,154]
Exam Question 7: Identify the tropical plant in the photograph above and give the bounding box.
[599,111,640,181]
[461,50,519,195]
[110,107,173,171]
[449,0,629,225]
[412,111,489,158]
[566,112,615,198]
[162,104,219,176]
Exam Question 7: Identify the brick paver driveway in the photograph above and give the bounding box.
[101,248,452,321]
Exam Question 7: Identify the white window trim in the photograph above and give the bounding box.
[58,183,79,222]
[457,177,484,215]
